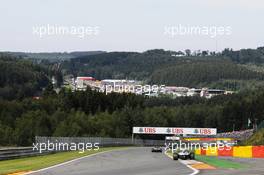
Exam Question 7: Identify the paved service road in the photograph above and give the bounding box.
[29,147,193,175]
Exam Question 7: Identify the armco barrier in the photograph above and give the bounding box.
[195,148,201,155]
[218,146,233,157]
[253,146,264,158]
[35,136,165,147]
[206,147,218,156]
[201,148,206,155]
[233,146,252,158]
[0,136,165,161]
[196,145,264,158]
[0,147,53,161]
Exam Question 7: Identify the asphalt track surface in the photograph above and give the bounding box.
[29,147,193,175]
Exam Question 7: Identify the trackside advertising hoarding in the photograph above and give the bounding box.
[133,127,217,135]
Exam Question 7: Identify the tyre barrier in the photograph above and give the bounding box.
[195,146,264,158]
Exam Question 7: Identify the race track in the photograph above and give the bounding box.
[29,147,193,175]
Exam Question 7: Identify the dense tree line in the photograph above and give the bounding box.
[62,49,264,90]
[2,51,105,62]
[0,55,50,100]
[1,50,264,146]
[222,47,264,64]
[63,50,215,80]
[150,60,264,88]
[1,86,264,146]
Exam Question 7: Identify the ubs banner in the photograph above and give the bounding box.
[133,127,217,136]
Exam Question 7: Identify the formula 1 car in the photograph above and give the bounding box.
[151,146,163,153]
[173,149,195,160]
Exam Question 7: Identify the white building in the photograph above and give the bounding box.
[75,77,96,90]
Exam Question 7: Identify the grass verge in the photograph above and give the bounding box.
[0,147,128,175]
[195,155,246,169]
[166,150,246,169]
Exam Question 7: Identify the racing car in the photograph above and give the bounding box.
[151,146,163,153]
[172,149,195,160]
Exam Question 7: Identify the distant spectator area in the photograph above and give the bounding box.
[217,129,254,140]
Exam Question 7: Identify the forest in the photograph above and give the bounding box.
[61,48,264,90]
[1,86,264,146]
[0,54,50,100]
[1,49,264,146]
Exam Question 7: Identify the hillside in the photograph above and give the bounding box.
[3,48,264,91]
[150,60,264,88]
[222,47,264,64]
[243,129,264,146]
[0,54,50,100]
[1,50,264,146]
[2,51,105,62]
[62,50,177,79]
[62,49,264,90]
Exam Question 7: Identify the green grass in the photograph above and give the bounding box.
[195,155,247,169]
[0,147,128,175]
[166,150,246,169]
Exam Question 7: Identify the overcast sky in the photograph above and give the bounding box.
[0,0,264,52]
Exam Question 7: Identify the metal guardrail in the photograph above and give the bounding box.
[0,147,55,161]
[35,136,165,147]
[0,136,165,161]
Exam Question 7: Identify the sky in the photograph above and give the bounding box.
[0,0,264,52]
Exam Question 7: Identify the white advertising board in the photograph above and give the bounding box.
[133,127,217,135]
[166,136,180,140]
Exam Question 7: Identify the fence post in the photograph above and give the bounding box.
[131,134,134,145]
